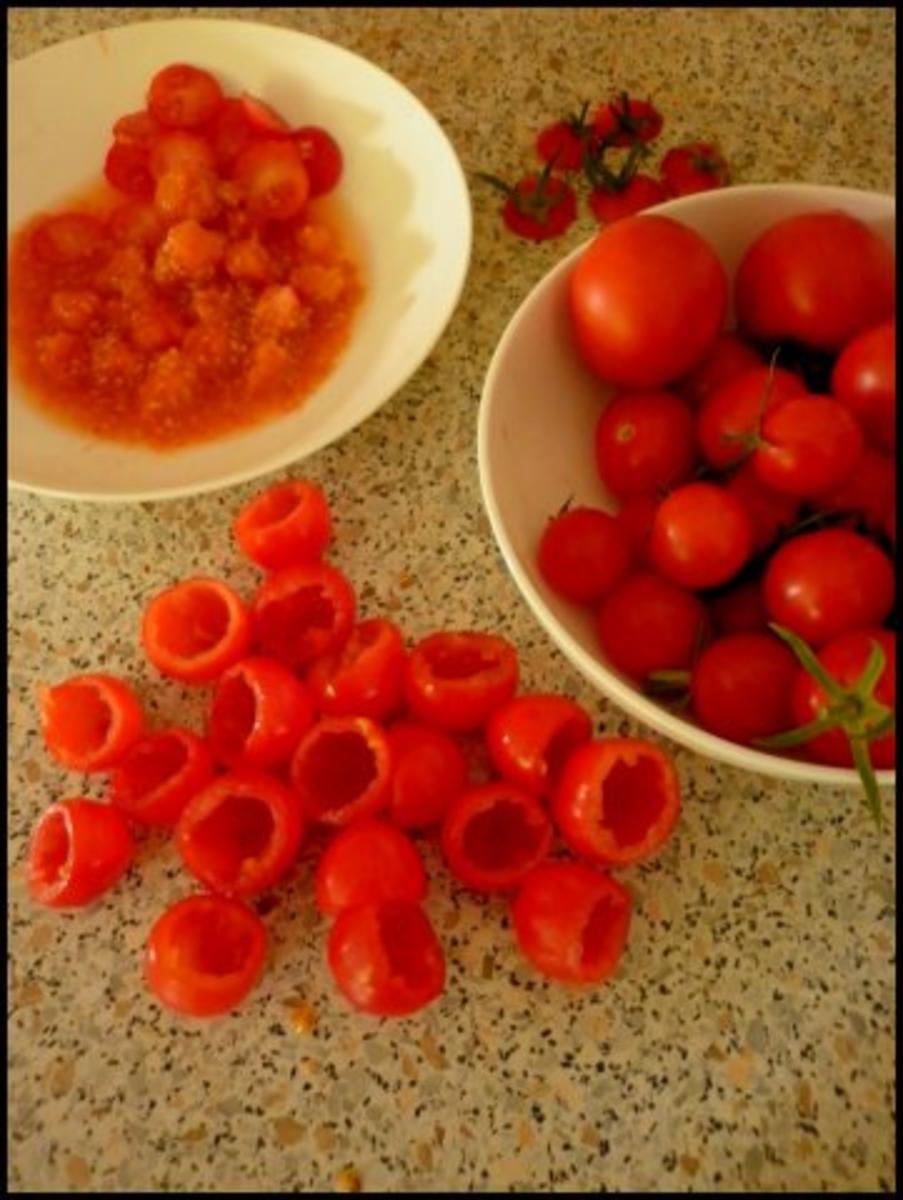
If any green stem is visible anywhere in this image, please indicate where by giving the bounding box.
[768,623,849,703]
[850,736,884,831]
[854,638,887,697]
[756,713,838,750]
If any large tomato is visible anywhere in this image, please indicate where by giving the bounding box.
[568,214,728,388]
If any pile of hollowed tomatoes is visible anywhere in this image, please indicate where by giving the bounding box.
[27,480,684,1020]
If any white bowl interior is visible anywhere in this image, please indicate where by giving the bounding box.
[479,184,896,786]
[8,18,471,501]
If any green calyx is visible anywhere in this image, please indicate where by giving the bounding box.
[475,155,562,220]
[583,136,648,193]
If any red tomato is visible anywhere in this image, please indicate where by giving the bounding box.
[596,571,709,682]
[103,141,154,198]
[588,175,668,224]
[569,215,727,389]
[108,200,166,249]
[112,109,163,149]
[149,131,217,179]
[754,395,864,497]
[233,479,332,570]
[234,140,310,221]
[142,576,252,685]
[763,529,895,646]
[207,656,315,770]
[678,330,762,408]
[39,673,145,772]
[650,483,753,590]
[441,782,552,893]
[31,213,106,265]
[27,798,134,908]
[511,861,632,985]
[485,693,593,798]
[327,899,445,1017]
[293,126,344,196]
[831,319,895,453]
[109,728,215,828]
[386,721,469,831]
[290,716,391,826]
[735,211,895,352]
[307,618,407,722]
[696,366,807,470]
[725,460,800,553]
[145,894,268,1018]
[690,633,798,743]
[176,770,305,898]
[207,97,257,170]
[615,494,659,565]
[240,93,292,136]
[404,631,518,732]
[147,64,224,129]
[814,448,896,532]
[537,506,634,603]
[485,171,577,242]
[252,562,355,671]
[709,580,769,636]
[535,108,592,171]
[660,141,729,196]
[553,737,680,867]
[594,390,697,499]
[314,819,427,918]
[592,95,663,146]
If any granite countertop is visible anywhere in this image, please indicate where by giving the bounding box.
[8,7,896,1194]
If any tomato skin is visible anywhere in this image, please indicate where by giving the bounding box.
[441,782,553,893]
[142,577,252,685]
[240,93,292,136]
[569,215,728,389]
[596,571,709,682]
[537,506,634,603]
[813,448,896,532]
[104,141,154,198]
[290,716,391,827]
[207,656,316,770]
[831,319,895,453]
[535,119,588,171]
[233,479,332,570]
[147,64,224,129]
[251,563,356,672]
[725,460,800,554]
[314,819,427,917]
[307,618,407,722]
[753,395,864,497]
[109,728,215,828]
[113,109,163,149]
[511,862,632,985]
[39,673,145,773]
[709,580,769,636]
[650,482,753,590]
[660,142,729,197]
[697,366,807,470]
[594,390,697,499]
[293,126,343,196]
[27,799,134,909]
[588,175,668,225]
[678,330,762,408]
[386,721,469,831]
[404,631,518,733]
[735,211,895,352]
[234,140,310,221]
[615,494,659,565]
[207,97,257,170]
[763,529,895,646]
[690,633,798,743]
[593,96,663,146]
[485,693,593,797]
[500,175,577,242]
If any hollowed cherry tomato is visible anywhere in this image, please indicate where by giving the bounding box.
[441,782,552,893]
[207,656,315,770]
[725,460,800,553]
[690,633,798,743]
[142,577,252,684]
[293,126,343,196]
[234,140,310,221]
[596,571,709,682]
[307,618,407,721]
[754,395,864,497]
[252,563,355,671]
[315,819,427,918]
[537,506,634,604]
[485,693,593,798]
[678,330,762,408]
[290,716,391,826]
[39,673,145,772]
[147,64,224,129]
[386,721,469,831]
[233,479,332,570]
[831,319,895,453]
[594,390,696,499]
[697,366,806,470]
[104,141,154,198]
[109,728,214,827]
[650,482,753,590]
[405,631,518,733]
[27,798,134,908]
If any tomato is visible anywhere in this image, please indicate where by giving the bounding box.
[735,211,895,352]
[386,721,469,831]
[485,693,593,798]
[483,170,578,242]
[149,131,217,179]
[814,448,896,532]
[537,506,634,603]
[763,529,895,646]
[588,175,668,224]
[511,862,632,985]
[207,656,315,770]
[103,141,154,198]
[614,494,659,565]
[594,390,697,499]
[553,737,680,867]
[109,728,215,828]
[678,330,762,408]
[27,799,134,909]
[535,105,593,171]
[709,580,769,636]
[441,782,552,893]
[290,716,391,826]
[240,93,292,136]
[596,571,709,682]
[404,631,518,732]
[252,563,355,671]
[207,97,257,170]
[696,366,807,470]
[147,63,224,129]
[724,459,800,553]
[650,482,753,590]
[307,618,407,722]
[108,200,166,249]
[660,141,729,196]
[142,576,252,684]
[689,633,798,743]
[31,213,106,265]
[234,140,310,221]
[112,109,163,149]
[831,319,895,453]
[39,673,145,772]
[293,126,343,196]
[315,819,427,918]
[753,395,864,497]
[233,479,332,570]
[327,899,445,1017]
[145,894,268,1018]
[569,215,727,389]
[592,95,663,146]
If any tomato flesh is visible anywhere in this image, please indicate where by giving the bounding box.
[441,782,552,893]
[405,631,519,732]
[148,63,224,129]
[39,672,145,772]
[207,656,315,770]
[142,576,252,684]
[28,798,134,909]
[307,618,407,721]
[252,563,356,671]
[290,716,391,826]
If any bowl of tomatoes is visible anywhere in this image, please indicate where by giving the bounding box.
[479,183,896,799]
[7,18,471,501]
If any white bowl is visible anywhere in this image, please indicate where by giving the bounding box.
[8,18,471,502]
[479,183,896,787]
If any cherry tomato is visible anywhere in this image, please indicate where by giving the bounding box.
[290,716,391,826]
[112,109,163,149]
[207,656,315,770]
[386,721,469,831]
[588,175,668,224]
[537,506,634,603]
[252,562,355,671]
[307,618,407,722]
[831,319,895,453]
[327,898,445,1017]
[511,861,632,985]
[27,798,134,908]
[109,728,215,827]
[488,171,577,242]
[690,633,798,743]
[660,141,729,196]
[753,395,864,497]
[147,64,224,129]
[31,213,106,265]
[142,576,252,685]
[569,215,727,389]
[293,126,343,196]
[650,482,753,590]
[103,141,154,198]
[149,131,217,179]
[485,693,593,798]
[709,580,769,636]
[535,106,593,171]
[615,494,659,565]
[207,97,257,170]
[234,140,310,221]
[725,459,800,553]
[763,529,895,646]
[592,95,663,146]
[441,782,552,893]
[596,571,709,682]
[315,819,427,918]
[553,737,680,867]
[678,330,762,408]
[145,894,268,1018]
[404,631,518,732]
[696,365,807,470]
[39,673,145,772]
[735,211,895,352]
[233,478,332,570]
[594,390,697,499]
[239,93,292,136]
[814,448,896,532]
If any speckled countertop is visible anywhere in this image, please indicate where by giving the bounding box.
[7,7,896,1194]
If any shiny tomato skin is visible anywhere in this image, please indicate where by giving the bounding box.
[753,395,864,498]
[386,721,469,831]
[615,494,659,565]
[109,728,215,828]
[404,632,518,733]
[293,126,343,196]
[725,460,800,554]
[307,618,407,722]
[290,716,391,827]
[596,571,709,682]
[650,482,753,590]
[537,506,634,603]
[678,330,762,408]
[233,479,332,570]
[39,673,145,772]
[142,577,252,685]
[831,319,895,453]
[690,633,798,743]
[485,693,593,798]
[696,365,807,470]
[207,656,316,770]
[148,64,223,129]
[27,799,134,908]
[594,390,697,499]
[252,563,356,672]
[314,819,427,918]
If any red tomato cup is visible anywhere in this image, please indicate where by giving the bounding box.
[511,861,632,985]
[232,479,332,570]
[485,693,593,798]
[307,618,407,722]
[39,672,145,772]
[326,898,445,1017]
[314,819,427,918]
[404,631,519,733]
[553,738,681,868]
[109,728,215,827]
[290,716,391,827]
[142,577,252,685]
[386,721,469,831]
[252,563,356,672]
[206,656,315,770]
[145,894,268,1018]
[175,771,305,898]
[441,782,553,894]
[27,798,134,908]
